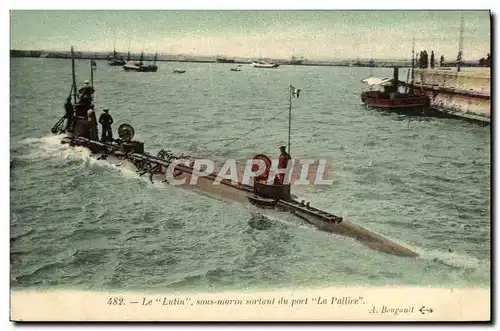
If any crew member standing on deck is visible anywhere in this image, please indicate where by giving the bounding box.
[99,108,114,142]
[78,80,95,106]
[87,105,98,140]
[275,145,291,185]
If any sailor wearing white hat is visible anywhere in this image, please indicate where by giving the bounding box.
[78,79,94,105]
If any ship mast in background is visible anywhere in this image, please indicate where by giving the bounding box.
[406,36,415,93]
[457,13,465,72]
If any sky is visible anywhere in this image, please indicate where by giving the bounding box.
[10,10,491,60]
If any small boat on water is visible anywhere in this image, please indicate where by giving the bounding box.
[172,70,186,74]
[109,57,126,66]
[123,52,158,72]
[108,51,126,66]
[50,47,419,259]
[230,67,241,72]
[290,56,304,65]
[108,42,126,66]
[252,60,279,68]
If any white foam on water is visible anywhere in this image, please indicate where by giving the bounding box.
[22,134,67,147]
[85,154,170,188]
[417,248,489,270]
[19,136,51,145]
[18,134,80,161]
[20,134,154,185]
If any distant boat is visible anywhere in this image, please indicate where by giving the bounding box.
[290,56,304,65]
[123,52,158,72]
[109,58,126,66]
[108,54,126,66]
[216,57,235,63]
[172,70,186,74]
[230,67,241,71]
[252,60,279,68]
[108,43,126,66]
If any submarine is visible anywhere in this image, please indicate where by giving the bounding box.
[52,47,419,258]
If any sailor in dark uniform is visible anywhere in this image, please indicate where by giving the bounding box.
[99,108,114,141]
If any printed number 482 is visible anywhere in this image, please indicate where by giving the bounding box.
[107,297,124,305]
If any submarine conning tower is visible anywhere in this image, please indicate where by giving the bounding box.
[250,153,292,202]
[68,102,145,155]
[72,103,91,138]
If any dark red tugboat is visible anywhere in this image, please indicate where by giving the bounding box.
[361,67,431,116]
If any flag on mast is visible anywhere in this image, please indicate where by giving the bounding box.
[291,85,301,98]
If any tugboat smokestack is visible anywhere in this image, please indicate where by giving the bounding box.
[393,67,399,83]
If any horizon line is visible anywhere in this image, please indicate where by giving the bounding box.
[11,48,488,62]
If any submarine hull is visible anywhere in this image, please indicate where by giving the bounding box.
[61,135,419,258]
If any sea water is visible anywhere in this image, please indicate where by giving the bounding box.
[10,58,490,292]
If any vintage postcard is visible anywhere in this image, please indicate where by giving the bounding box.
[9,9,491,322]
